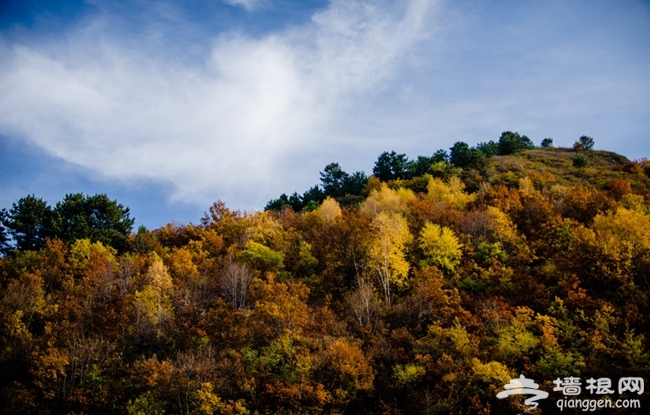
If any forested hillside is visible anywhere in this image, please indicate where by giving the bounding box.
[1,134,649,414]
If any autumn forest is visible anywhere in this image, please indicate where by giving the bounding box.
[1,133,649,414]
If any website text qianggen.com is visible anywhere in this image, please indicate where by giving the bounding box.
[556,397,640,411]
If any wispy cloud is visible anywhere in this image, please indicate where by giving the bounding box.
[2,0,649,216]
[222,0,266,12]
[0,0,436,209]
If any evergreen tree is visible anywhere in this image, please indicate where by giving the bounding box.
[265,194,291,211]
[407,155,435,177]
[53,193,134,250]
[373,151,409,181]
[301,186,326,207]
[342,171,368,195]
[320,162,350,197]
[541,137,554,148]
[579,135,595,150]
[3,195,54,251]
[497,131,535,155]
[449,141,473,168]
[450,142,488,169]
[432,149,449,163]
[475,140,499,157]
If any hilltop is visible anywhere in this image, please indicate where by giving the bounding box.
[489,147,649,190]
[265,135,650,214]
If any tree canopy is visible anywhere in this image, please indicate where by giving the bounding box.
[1,138,649,414]
[2,194,54,251]
[497,131,535,155]
[53,193,135,250]
[2,193,134,253]
[372,151,410,181]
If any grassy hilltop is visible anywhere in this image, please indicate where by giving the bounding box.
[491,147,649,189]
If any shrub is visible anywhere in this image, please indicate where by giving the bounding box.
[573,154,588,168]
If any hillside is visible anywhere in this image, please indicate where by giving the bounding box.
[490,148,649,190]
[1,142,649,414]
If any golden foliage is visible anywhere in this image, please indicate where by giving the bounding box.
[471,358,512,386]
[366,212,412,305]
[495,307,539,363]
[245,211,285,248]
[319,338,374,403]
[426,176,475,210]
[518,176,535,196]
[621,193,650,214]
[418,222,463,272]
[486,206,526,251]
[360,183,415,217]
[133,253,174,334]
[317,197,342,224]
[591,207,650,251]
[250,274,310,337]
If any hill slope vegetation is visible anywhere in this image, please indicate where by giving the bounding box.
[1,137,650,414]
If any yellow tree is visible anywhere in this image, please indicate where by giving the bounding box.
[1,270,48,333]
[484,206,532,262]
[244,211,285,251]
[67,239,119,306]
[366,212,412,306]
[133,253,174,339]
[486,206,522,247]
[360,183,414,217]
[316,196,342,225]
[426,176,475,210]
[588,207,650,291]
[418,222,463,273]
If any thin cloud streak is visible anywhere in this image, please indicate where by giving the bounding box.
[222,0,265,12]
[0,0,437,209]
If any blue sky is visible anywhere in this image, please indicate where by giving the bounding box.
[1,0,649,230]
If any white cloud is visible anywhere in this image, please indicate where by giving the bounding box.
[0,0,436,209]
[222,0,265,12]
[4,0,649,215]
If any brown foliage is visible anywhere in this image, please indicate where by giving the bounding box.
[559,185,616,224]
[607,178,631,201]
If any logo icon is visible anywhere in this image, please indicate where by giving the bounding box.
[497,375,549,410]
